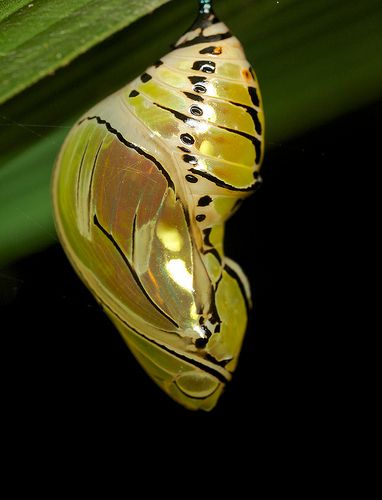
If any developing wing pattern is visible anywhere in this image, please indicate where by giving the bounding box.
[52,0,264,411]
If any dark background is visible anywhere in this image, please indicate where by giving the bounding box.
[1,99,371,449]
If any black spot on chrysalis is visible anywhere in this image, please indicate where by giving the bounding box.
[193,84,207,94]
[140,73,152,83]
[183,154,198,165]
[180,133,195,145]
[198,195,212,207]
[190,105,203,116]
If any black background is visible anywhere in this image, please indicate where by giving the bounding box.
[1,99,373,452]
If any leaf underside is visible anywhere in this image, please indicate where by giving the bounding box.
[0,0,382,265]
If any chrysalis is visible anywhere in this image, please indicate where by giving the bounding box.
[52,0,264,411]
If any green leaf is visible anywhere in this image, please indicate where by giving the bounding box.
[1,0,382,266]
[0,0,170,105]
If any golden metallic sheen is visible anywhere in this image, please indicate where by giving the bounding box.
[52,1,264,411]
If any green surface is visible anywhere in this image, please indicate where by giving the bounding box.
[1,0,382,265]
[0,0,170,104]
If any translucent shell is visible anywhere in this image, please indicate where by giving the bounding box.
[52,5,264,411]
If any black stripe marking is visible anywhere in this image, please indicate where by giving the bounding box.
[52,241,230,383]
[174,32,232,50]
[204,247,222,264]
[205,354,232,368]
[229,100,262,135]
[189,168,260,192]
[178,146,191,153]
[153,103,261,163]
[214,272,223,292]
[203,227,213,246]
[80,116,175,190]
[196,214,206,222]
[153,103,192,125]
[183,91,204,102]
[99,298,230,384]
[188,75,207,85]
[129,90,139,98]
[253,137,262,164]
[93,214,179,328]
[232,198,244,212]
[207,284,222,329]
[76,140,89,208]
[248,86,260,107]
[216,123,262,164]
[87,140,103,228]
[217,124,262,161]
[131,212,137,263]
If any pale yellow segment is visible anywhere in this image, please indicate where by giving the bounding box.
[199,160,254,188]
[195,128,255,168]
[136,79,186,110]
[123,92,180,139]
[125,87,256,169]
[209,224,224,253]
[164,57,247,82]
[55,121,107,246]
[156,66,190,89]
[206,270,247,368]
[199,139,215,156]
[77,131,112,238]
[114,315,224,411]
[216,62,242,80]
[204,251,222,283]
[135,79,257,137]
[155,65,257,108]
[205,99,256,136]
[207,79,257,106]
[214,197,239,219]
[174,59,196,71]
[167,60,244,81]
